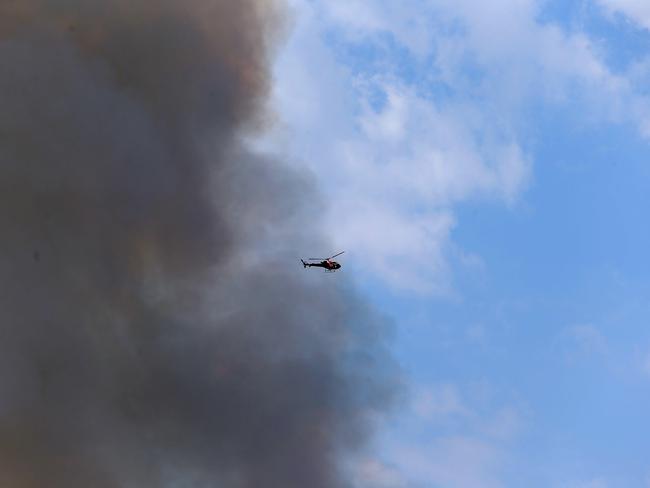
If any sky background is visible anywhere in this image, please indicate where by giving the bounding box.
[261,1,650,486]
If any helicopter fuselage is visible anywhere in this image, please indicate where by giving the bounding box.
[302,259,341,271]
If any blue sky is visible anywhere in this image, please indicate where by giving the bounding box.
[262,1,650,486]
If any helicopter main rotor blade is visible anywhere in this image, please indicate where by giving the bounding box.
[307,251,344,260]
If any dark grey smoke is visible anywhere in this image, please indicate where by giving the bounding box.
[0,1,395,487]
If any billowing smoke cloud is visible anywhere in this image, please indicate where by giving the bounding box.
[0,1,395,486]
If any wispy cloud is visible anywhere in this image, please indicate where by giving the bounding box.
[413,384,473,420]
[561,477,609,488]
[352,458,407,488]
[356,382,527,488]
[596,0,650,30]
[564,324,609,358]
[390,435,507,488]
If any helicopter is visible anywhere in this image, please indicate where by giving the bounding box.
[301,251,344,272]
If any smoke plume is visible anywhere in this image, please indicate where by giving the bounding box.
[0,1,394,487]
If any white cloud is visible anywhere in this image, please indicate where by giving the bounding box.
[317,0,436,60]
[351,82,530,206]
[391,436,507,488]
[263,0,650,292]
[413,384,472,420]
[597,0,650,30]
[352,459,407,488]
[412,383,526,440]
[425,0,645,125]
[360,382,527,488]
